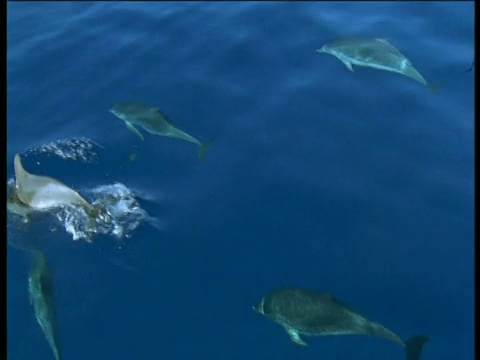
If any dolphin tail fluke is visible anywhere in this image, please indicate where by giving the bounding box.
[404,335,428,360]
[198,139,214,162]
[342,60,354,72]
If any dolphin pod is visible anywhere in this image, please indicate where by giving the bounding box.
[8,29,446,360]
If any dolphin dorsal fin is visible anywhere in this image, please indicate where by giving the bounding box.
[14,154,29,182]
[375,38,390,44]
[13,154,31,202]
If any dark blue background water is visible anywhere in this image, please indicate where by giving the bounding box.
[7,2,474,359]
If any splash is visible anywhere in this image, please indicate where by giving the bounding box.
[55,183,156,241]
[24,137,103,163]
[7,180,158,242]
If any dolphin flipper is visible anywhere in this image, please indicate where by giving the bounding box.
[126,122,144,141]
[342,59,354,72]
[315,48,354,72]
[285,327,308,346]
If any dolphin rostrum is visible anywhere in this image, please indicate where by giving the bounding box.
[253,286,428,360]
[28,248,62,360]
[317,37,438,91]
[12,154,95,217]
[109,101,212,161]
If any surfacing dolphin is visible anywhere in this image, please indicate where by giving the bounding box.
[253,286,428,360]
[317,37,438,91]
[109,101,212,161]
[12,154,96,217]
[28,248,62,360]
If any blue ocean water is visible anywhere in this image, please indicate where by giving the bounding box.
[6,2,474,360]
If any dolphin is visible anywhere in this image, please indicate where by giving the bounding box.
[12,154,95,217]
[109,101,212,161]
[316,37,438,91]
[28,249,62,360]
[253,286,428,360]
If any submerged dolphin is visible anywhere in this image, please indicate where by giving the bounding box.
[317,37,437,91]
[12,154,95,216]
[109,101,212,161]
[253,286,428,360]
[28,249,62,360]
